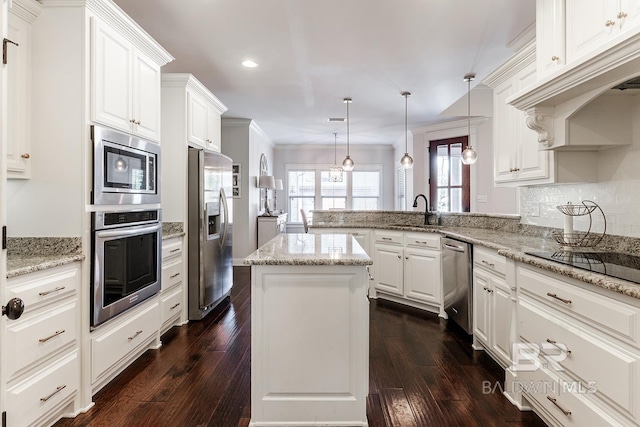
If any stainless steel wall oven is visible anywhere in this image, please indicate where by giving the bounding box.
[91,209,162,328]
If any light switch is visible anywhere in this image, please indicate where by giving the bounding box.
[477,195,488,203]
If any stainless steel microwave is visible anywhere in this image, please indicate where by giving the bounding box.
[92,125,161,205]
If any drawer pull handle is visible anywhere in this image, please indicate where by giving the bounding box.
[481,260,495,268]
[128,330,143,341]
[381,237,392,241]
[546,292,572,305]
[546,338,571,354]
[39,286,66,296]
[39,329,66,343]
[397,255,402,259]
[170,273,181,279]
[170,302,181,309]
[546,396,571,416]
[40,385,66,402]
[483,286,493,293]
[170,248,181,253]
[366,266,374,281]
[414,240,427,244]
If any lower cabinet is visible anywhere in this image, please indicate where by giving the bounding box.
[373,230,441,313]
[472,246,513,367]
[4,262,81,427]
[160,236,185,333]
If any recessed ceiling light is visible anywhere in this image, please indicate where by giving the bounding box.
[242,60,258,68]
[327,118,345,122]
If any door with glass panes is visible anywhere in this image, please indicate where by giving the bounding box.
[429,137,470,212]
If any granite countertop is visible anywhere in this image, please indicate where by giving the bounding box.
[310,223,640,300]
[244,233,373,266]
[7,237,84,279]
[162,222,185,240]
[8,254,86,278]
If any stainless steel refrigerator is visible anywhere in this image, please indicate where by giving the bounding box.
[188,148,233,320]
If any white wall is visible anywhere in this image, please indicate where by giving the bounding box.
[222,118,274,262]
[273,143,396,211]
[520,95,640,238]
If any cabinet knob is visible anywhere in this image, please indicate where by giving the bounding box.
[135,120,141,125]
[397,255,401,259]
[2,298,24,320]
[405,256,409,260]
[617,11,628,19]
[605,19,616,27]
[551,55,559,61]
[21,153,30,159]
[129,118,136,123]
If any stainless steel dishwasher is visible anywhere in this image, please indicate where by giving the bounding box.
[441,237,473,334]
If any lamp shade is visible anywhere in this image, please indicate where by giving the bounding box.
[258,175,275,189]
[274,178,283,190]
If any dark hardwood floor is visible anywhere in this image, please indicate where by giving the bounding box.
[55,267,546,427]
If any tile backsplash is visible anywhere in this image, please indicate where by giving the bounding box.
[520,180,640,238]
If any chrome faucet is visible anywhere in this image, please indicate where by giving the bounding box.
[412,194,430,225]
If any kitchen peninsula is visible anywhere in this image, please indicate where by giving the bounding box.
[244,233,372,427]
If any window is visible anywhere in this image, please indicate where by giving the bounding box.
[286,165,383,221]
[288,170,315,222]
[396,167,406,210]
[352,171,380,210]
[321,171,347,209]
[429,137,470,212]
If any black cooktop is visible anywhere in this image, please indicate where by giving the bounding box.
[525,251,640,285]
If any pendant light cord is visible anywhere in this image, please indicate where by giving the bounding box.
[467,76,471,144]
[334,133,337,163]
[405,93,408,152]
[346,100,350,156]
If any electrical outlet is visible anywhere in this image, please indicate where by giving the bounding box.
[477,195,488,203]
[525,203,540,217]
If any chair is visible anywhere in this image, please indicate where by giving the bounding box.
[300,209,309,233]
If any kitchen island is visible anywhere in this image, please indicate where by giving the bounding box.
[244,233,372,427]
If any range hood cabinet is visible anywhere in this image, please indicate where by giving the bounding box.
[507,34,640,151]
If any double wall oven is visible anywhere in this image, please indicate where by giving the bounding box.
[90,125,162,329]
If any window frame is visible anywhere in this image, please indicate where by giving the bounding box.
[429,137,471,212]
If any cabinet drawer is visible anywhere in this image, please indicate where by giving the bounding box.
[162,257,183,290]
[518,366,621,427]
[6,263,79,313]
[161,286,183,325]
[91,301,159,382]
[374,230,403,245]
[404,232,440,249]
[519,297,639,419]
[6,299,77,380]
[162,238,183,260]
[474,246,506,276]
[6,351,79,427]
[518,266,640,346]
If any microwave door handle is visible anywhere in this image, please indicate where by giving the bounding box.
[96,224,161,238]
[220,188,229,249]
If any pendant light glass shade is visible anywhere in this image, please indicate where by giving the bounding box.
[342,98,355,171]
[400,91,413,169]
[461,73,478,165]
[329,133,344,182]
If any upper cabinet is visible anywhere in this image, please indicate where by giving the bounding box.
[91,19,162,142]
[6,0,41,179]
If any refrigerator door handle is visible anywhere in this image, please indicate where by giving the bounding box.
[220,188,229,249]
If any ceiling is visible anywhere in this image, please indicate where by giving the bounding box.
[114,0,536,146]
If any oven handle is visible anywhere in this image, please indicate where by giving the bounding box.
[95,223,161,239]
[220,188,229,249]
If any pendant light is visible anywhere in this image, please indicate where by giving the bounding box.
[400,91,414,169]
[329,133,344,182]
[342,98,355,171]
[461,73,478,165]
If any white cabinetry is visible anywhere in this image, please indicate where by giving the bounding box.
[373,230,441,313]
[187,90,224,152]
[4,263,81,427]
[472,246,513,367]
[535,0,565,77]
[6,0,41,178]
[485,42,554,186]
[257,213,288,247]
[160,236,185,334]
[91,18,162,141]
[515,264,640,426]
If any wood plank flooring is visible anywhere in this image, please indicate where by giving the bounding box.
[55,267,546,427]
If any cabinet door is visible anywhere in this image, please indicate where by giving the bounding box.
[491,277,512,365]
[91,18,133,133]
[404,248,440,305]
[373,244,403,296]
[493,79,518,183]
[566,0,615,63]
[132,50,161,141]
[7,9,32,178]
[620,0,640,33]
[536,0,565,77]
[206,105,221,152]
[187,92,208,147]
[472,268,491,345]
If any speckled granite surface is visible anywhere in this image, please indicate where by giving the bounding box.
[244,233,372,266]
[7,237,84,278]
[309,212,640,300]
[162,222,185,240]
